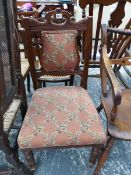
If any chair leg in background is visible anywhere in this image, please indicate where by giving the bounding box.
[20,76,28,121]
[38,81,43,88]
[89,146,101,166]
[27,73,31,92]
[23,150,36,171]
[69,75,74,86]
[93,136,115,175]
[0,133,32,175]
[65,80,68,86]
[43,81,46,87]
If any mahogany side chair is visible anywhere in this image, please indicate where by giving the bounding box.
[17,9,106,175]
[93,24,131,174]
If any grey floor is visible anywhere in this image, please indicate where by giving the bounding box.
[1,68,131,175]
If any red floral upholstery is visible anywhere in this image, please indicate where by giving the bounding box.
[41,30,79,71]
[18,86,106,149]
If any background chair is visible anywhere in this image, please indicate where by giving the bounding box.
[17,11,106,175]
[79,0,131,71]
[93,24,131,174]
[0,0,31,174]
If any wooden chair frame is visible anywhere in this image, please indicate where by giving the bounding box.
[0,0,33,174]
[93,24,131,174]
[17,8,107,175]
[20,8,93,90]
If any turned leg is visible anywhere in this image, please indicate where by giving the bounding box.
[89,146,101,166]
[93,136,115,175]
[23,150,36,171]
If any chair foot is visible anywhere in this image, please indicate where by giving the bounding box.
[23,150,36,171]
[89,146,101,166]
[93,136,115,175]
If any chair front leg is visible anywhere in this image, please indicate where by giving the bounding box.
[93,136,115,175]
[89,146,102,166]
[23,150,36,171]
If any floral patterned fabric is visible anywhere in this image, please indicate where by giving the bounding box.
[18,86,106,149]
[41,30,79,71]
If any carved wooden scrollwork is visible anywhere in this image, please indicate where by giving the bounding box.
[26,8,90,30]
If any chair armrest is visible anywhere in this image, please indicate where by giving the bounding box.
[102,45,122,106]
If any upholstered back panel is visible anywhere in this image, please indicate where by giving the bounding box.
[41,30,79,72]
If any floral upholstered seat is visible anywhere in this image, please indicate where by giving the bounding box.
[18,86,106,149]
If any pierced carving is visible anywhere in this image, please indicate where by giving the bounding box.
[23,8,90,30]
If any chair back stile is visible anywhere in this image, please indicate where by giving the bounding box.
[21,8,92,90]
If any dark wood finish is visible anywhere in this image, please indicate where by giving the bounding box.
[79,0,131,67]
[94,23,131,174]
[20,8,92,89]
[89,146,101,166]
[23,150,36,171]
[94,136,115,175]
